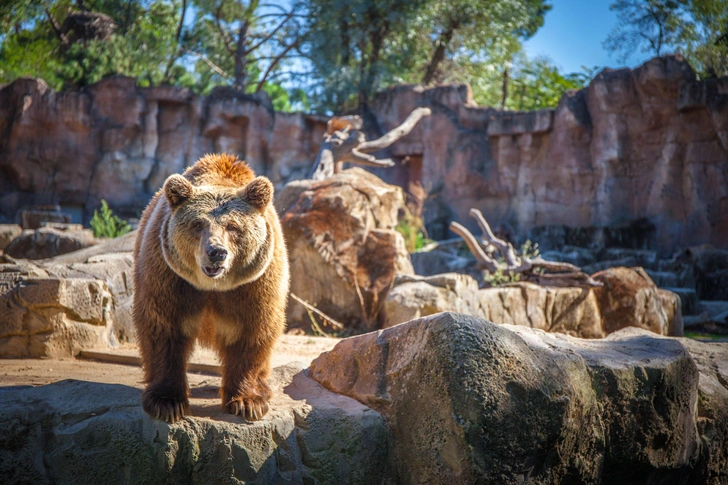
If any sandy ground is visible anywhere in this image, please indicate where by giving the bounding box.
[0,334,339,389]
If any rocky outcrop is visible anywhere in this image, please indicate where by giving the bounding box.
[276,168,413,332]
[367,56,728,253]
[0,363,390,484]
[310,312,728,484]
[2,56,725,254]
[0,232,136,357]
[384,271,682,337]
[0,77,320,222]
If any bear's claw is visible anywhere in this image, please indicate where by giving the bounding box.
[226,395,269,421]
[143,392,189,423]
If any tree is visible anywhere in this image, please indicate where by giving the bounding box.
[418,0,550,85]
[0,0,182,89]
[603,0,728,78]
[679,0,728,77]
[300,0,550,112]
[182,0,305,94]
[603,0,684,62]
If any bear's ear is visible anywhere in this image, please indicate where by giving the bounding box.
[164,174,194,208]
[241,176,274,210]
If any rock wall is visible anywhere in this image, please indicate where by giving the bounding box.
[1,55,726,253]
[0,77,326,222]
[367,55,728,254]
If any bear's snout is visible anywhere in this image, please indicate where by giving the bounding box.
[206,245,228,263]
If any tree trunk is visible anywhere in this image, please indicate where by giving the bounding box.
[234,20,250,88]
[422,26,455,85]
[501,68,509,109]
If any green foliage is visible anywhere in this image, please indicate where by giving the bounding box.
[483,268,521,287]
[90,200,132,238]
[301,0,551,112]
[469,55,595,110]
[604,0,728,78]
[0,0,181,89]
[396,213,432,253]
[520,239,540,259]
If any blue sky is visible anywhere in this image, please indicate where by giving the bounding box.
[524,0,654,74]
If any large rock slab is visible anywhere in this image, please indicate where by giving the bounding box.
[310,312,727,484]
[0,275,116,358]
[0,363,389,485]
[385,273,606,338]
[0,232,137,356]
[277,168,413,332]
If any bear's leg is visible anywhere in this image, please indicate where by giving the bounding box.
[140,325,194,423]
[218,338,275,421]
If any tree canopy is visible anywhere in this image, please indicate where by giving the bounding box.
[2,0,722,114]
[604,0,728,78]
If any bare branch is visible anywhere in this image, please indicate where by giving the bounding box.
[358,107,432,153]
[469,209,522,269]
[290,292,344,329]
[214,6,236,57]
[308,108,429,180]
[245,10,295,55]
[449,222,499,272]
[255,40,298,91]
[452,210,603,288]
[182,47,230,78]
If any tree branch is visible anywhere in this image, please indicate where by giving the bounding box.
[255,39,298,91]
[358,107,432,152]
[183,47,230,78]
[245,10,295,54]
[163,0,187,81]
[450,211,603,288]
[45,8,69,48]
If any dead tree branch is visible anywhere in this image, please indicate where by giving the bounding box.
[309,107,431,180]
[450,209,602,288]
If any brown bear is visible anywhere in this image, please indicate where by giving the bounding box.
[133,153,289,423]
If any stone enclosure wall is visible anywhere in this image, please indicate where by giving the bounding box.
[1,55,726,253]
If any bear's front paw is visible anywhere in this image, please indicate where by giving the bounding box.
[142,389,189,423]
[225,394,270,421]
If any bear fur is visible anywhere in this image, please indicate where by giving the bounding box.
[133,154,289,423]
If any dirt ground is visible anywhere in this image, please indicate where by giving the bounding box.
[0,334,340,389]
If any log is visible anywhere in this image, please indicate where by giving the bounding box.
[450,210,602,289]
[308,107,431,180]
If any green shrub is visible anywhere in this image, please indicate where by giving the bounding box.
[90,200,132,238]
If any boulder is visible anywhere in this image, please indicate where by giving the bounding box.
[310,312,727,484]
[0,363,390,484]
[592,267,683,336]
[384,273,482,326]
[477,282,605,338]
[385,274,604,338]
[276,168,413,332]
[4,227,96,260]
[0,224,22,250]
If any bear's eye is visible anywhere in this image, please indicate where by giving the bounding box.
[226,223,241,234]
[192,220,205,231]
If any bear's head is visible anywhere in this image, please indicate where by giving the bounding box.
[160,174,275,291]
